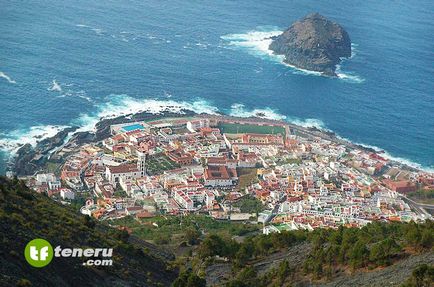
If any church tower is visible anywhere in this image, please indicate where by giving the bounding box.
[137,152,146,177]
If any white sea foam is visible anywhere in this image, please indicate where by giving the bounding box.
[335,44,365,83]
[0,125,70,153]
[228,103,287,120]
[163,90,173,98]
[48,79,62,92]
[0,71,16,84]
[73,95,220,133]
[50,80,93,103]
[221,28,363,81]
[287,118,327,130]
[228,103,327,130]
[335,65,365,84]
[1,91,429,172]
[74,90,93,103]
[221,29,283,60]
[380,151,434,173]
[91,28,104,35]
[350,43,358,59]
[221,29,324,77]
[75,24,104,35]
[195,42,210,49]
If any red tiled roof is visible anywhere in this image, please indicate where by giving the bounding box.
[205,165,230,180]
[107,164,138,174]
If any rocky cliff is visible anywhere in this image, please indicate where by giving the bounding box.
[269,13,351,76]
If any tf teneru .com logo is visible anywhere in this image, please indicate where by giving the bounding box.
[24,238,113,268]
[24,239,54,267]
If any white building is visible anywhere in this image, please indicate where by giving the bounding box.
[173,190,194,210]
[186,119,210,132]
[205,191,215,207]
[60,188,75,200]
[36,173,61,190]
[204,165,236,187]
[106,164,139,185]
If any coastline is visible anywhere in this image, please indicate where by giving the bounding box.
[9,110,196,176]
[7,109,431,177]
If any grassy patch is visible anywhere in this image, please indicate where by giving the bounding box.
[146,153,180,175]
[233,195,265,213]
[237,168,258,191]
[110,214,259,245]
[42,161,61,174]
[218,123,286,137]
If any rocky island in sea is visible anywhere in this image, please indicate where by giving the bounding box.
[269,13,351,76]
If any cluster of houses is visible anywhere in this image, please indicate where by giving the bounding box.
[26,172,74,200]
[256,135,432,233]
[23,116,433,230]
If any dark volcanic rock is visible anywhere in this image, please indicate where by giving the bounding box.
[12,126,77,176]
[68,131,96,146]
[269,13,351,76]
[11,110,199,176]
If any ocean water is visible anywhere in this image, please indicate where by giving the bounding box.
[0,0,433,173]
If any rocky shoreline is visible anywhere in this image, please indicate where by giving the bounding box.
[11,126,78,176]
[10,110,196,176]
[10,110,423,176]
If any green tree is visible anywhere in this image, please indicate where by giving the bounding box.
[234,241,254,267]
[227,266,258,287]
[172,269,206,287]
[402,264,434,287]
[197,234,228,258]
[185,227,201,245]
[349,240,369,269]
[369,238,401,266]
[277,260,293,282]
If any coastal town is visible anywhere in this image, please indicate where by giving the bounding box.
[20,115,434,234]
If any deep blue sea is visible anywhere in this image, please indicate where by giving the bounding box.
[0,0,433,174]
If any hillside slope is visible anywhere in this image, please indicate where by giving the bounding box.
[0,177,177,287]
[183,220,433,286]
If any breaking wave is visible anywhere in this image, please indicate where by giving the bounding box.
[48,80,93,103]
[335,65,365,84]
[73,95,220,133]
[48,79,62,92]
[336,44,365,83]
[228,103,287,120]
[228,103,326,129]
[0,71,16,84]
[76,24,105,35]
[220,28,284,62]
[0,125,70,153]
[287,118,327,130]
